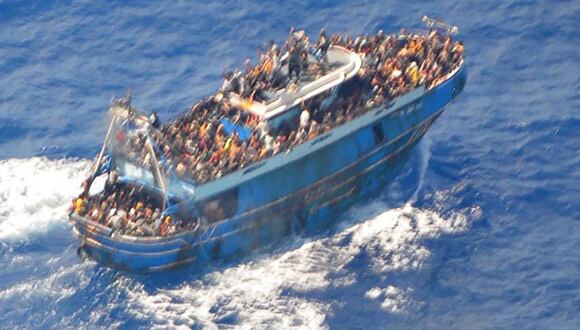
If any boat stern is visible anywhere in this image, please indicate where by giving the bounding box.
[70,214,200,273]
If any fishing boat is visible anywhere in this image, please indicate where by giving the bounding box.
[70,17,467,272]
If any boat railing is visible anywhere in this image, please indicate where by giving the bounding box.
[389,16,458,41]
[421,16,459,35]
[428,58,464,90]
[71,213,113,237]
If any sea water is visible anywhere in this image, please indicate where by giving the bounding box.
[0,0,578,328]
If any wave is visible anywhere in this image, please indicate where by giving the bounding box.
[124,200,481,328]
[410,135,432,203]
[0,157,91,242]
[0,156,481,329]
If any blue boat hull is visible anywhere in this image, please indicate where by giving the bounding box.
[72,63,466,273]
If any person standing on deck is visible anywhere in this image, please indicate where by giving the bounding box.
[288,44,302,82]
[317,29,331,61]
[300,108,310,129]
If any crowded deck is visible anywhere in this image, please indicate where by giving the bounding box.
[70,26,465,238]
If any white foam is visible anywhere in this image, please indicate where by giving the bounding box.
[0,156,481,328]
[0,157,91,242]
[365,285,415,314]
[126,199,481,329]
[0,261,92,303]
[410,136,432,203]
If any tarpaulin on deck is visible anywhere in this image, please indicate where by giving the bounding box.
[220,118,251,141]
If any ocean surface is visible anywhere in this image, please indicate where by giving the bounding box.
[0,0,579,328]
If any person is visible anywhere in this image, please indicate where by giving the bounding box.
[288,45,302,82]
[80,177,93,197]
[300,108,310,129]
[268,43,281,79]
[108,212,123,232]
[71,196,85,215]
[220,71,234,95]
[104,170,119,193]
[158,216,172,236]
[376,29,385,43]
[229,139,241,160]
[149,112,160,129]
[317,29,331,61]
[176,162,187,176]
[273,136,282,155]
[308,121,319,139]
[322,112,332,132]
[406,62,419,86]
[452,41,464,62]
[255,120,269,139]
[263,131,274,152]
[89,206,101,222]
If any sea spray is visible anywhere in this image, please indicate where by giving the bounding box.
[0,157,91,242]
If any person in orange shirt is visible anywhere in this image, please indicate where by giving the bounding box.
[209,149,222,165]
[199,122,212,139]
[215,126,226,149]
[198,122,207,138]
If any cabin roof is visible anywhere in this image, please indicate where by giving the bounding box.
[227,46,362,120]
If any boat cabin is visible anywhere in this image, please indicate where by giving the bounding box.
[228,45,361,130]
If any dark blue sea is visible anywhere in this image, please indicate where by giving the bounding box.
[1,0,579,328]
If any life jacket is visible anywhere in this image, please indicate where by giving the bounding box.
[222,136,231,151]
[407,66,419,85]
[74,198,85,214]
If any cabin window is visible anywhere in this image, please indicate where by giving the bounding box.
[201,187,239,221]
[372,123,385,144]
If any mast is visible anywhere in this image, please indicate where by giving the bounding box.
[143,126,169,210]
[89,114,117,180]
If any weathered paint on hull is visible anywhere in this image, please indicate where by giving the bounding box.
[72,63,466,273]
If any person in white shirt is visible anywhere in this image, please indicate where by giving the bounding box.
[300,108,310,129]
[256,120,268,139]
